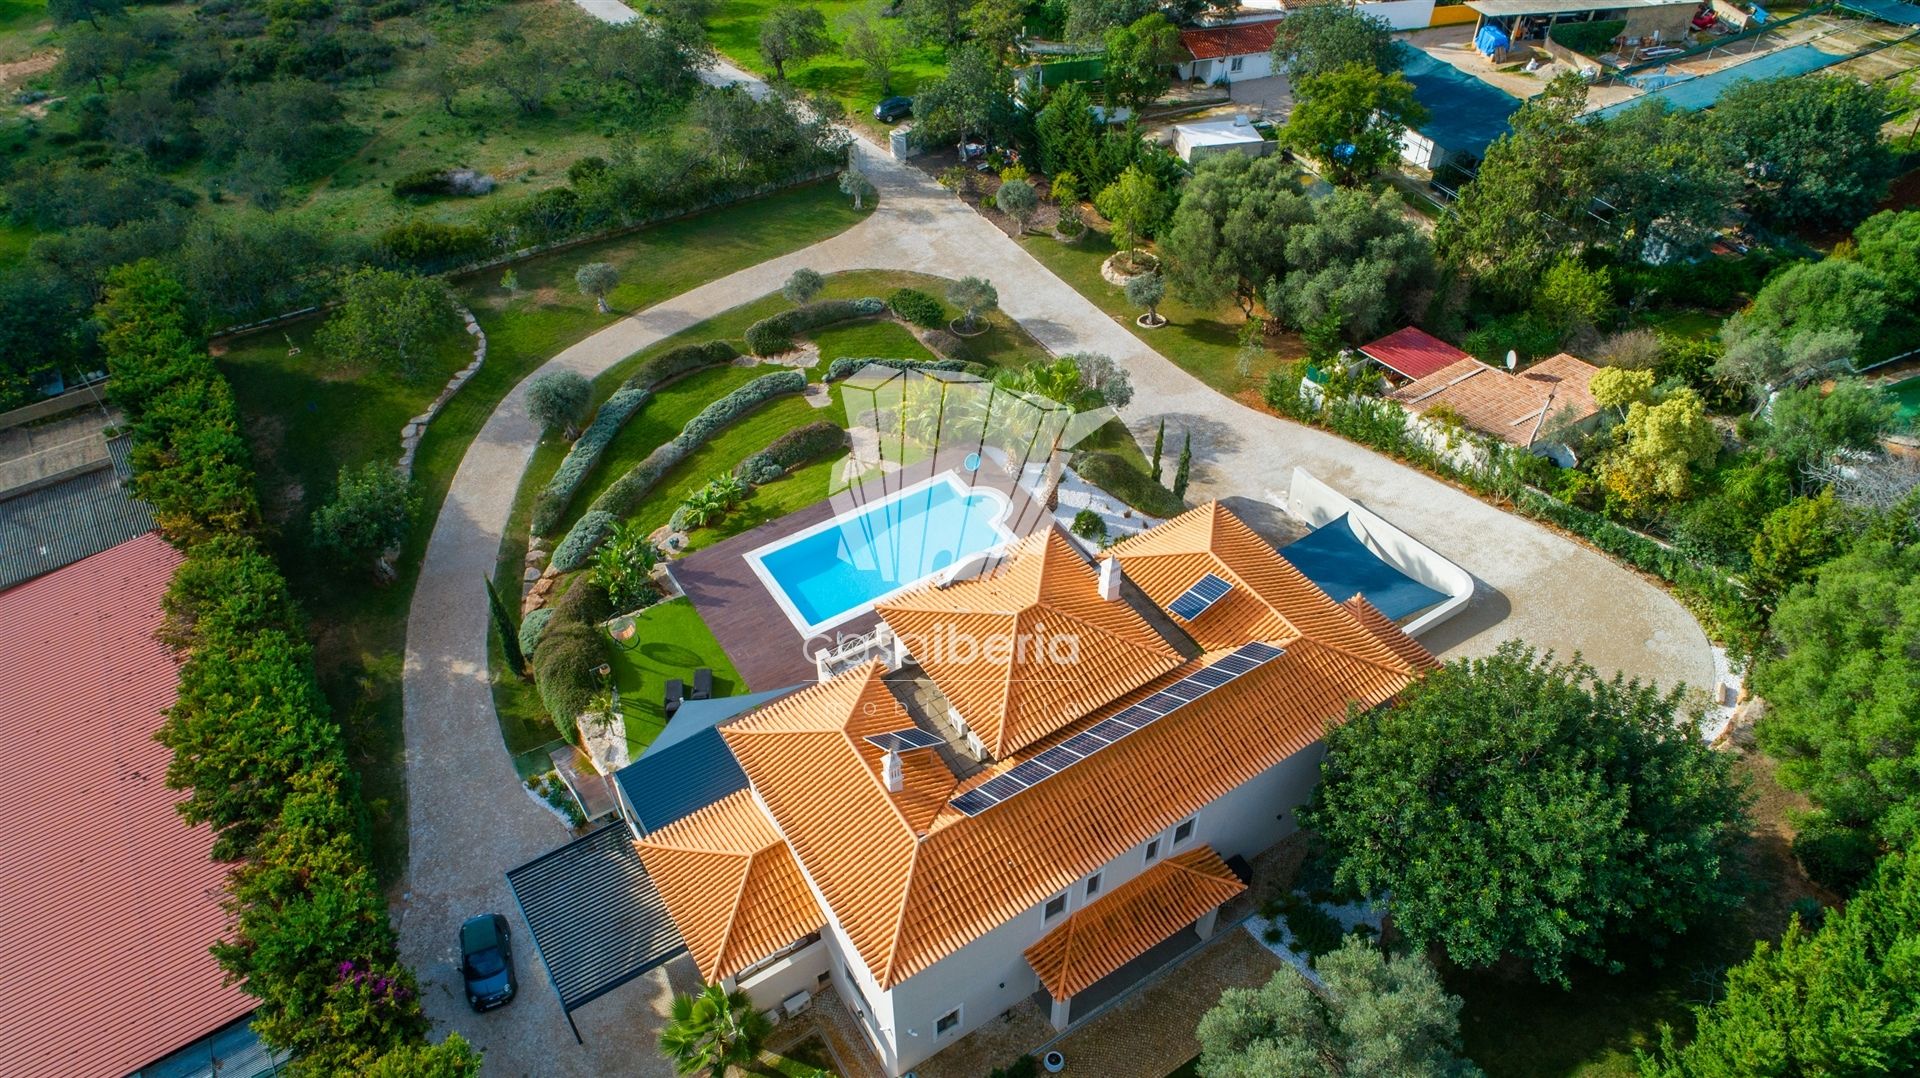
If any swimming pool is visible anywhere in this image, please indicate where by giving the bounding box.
[745,471,1016,635]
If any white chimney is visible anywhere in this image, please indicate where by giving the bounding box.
[883,750,904,793]
[1099,556,1123,601]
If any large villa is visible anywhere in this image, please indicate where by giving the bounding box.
[623,491,1438,1075]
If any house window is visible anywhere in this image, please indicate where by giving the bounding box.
[1144,838,1161,864]
[1174,817,1196,846]
[1229,56,1245,73]
[1044,892,1068,921]
[937,1007,962,1036]
[1086,872,1103,898]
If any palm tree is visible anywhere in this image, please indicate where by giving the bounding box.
[659,983,771,1076]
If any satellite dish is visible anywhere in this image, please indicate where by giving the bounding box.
[1505,350,1518,371]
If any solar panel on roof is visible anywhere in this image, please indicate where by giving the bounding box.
[864,728,945,752]
[945,640,1287,817]
[1167,573,1234,621]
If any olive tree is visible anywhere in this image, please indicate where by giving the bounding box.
[526,370,592,440]
[575,262,619,313]
[947,276,998,332]
[996,177,1038,233]
[1125,271,1165,327]
[782,267,825,305]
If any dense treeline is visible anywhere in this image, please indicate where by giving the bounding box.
[1,0,848,409]
[100,261,479,1075]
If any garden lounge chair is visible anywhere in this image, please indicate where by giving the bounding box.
[692,667,713,701]
[664,678,684,718]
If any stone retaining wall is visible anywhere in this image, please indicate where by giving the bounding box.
[397,307,487,477]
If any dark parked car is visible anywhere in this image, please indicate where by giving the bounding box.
[874,96,913,123]
[460,913,518,1012]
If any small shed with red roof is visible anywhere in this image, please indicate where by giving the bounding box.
[0,532,263,1077]
[1358,326,1474,384]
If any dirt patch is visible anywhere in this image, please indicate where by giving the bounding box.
[0,51,57,90]
[1880,166,1920,214]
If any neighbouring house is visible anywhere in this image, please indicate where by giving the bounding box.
[0,398,155,591]
[1172,116,1275,162]
[1467,0,1704,58]
[1175,19,1282,85]
[1357,325,1475,386]
[633,508,1433,1076]
[1386,352,1604,464]
[0,532,281,1078]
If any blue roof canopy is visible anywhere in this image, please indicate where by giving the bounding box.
[1278,514,1446,622]
[614,686,802,835]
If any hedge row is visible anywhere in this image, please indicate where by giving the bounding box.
[553,370,809,569]
[744,297,885,355]
[99,262,478,1075]
[530,577,617,740]
[517,605,555,657]
[736,421,850,484]
[530,340,741,536]
[823,356,985,382]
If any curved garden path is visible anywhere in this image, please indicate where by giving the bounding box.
[397,95,1717,1074]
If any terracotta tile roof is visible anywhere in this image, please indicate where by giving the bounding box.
[1358,326,1473,382]
[878,528,1184,757]
[0,532,255,1078]
[1024,846,1245,999]
[1386,353,1602,447]
[636,789,825,983]
[1180,18,1281,60]
[1342,595,1442,674]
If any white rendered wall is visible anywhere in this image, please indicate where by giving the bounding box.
[1285,466,1474,637]
[738,935,831,1014]
[1356,0,1437,29]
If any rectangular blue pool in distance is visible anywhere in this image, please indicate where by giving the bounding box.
[745,471,1015,635]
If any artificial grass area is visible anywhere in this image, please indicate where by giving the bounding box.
[1018,224,1301,397]
[705,0,949,128]
[603,598,744,750]
[217,180,870,879]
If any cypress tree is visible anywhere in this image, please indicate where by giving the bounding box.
[1151,417,1165,480]
[486,575,528,678]
[1173,431,1192,500]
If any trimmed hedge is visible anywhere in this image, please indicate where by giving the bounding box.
[532,622,604,739]
[530,340,741,535]
[888,287,946,328]
[517,605,555,657]
[1073,451,1186,518]
[553,371,808,568]
[823,355,984,382]
[736,421,850,484]
[743,297,885,355]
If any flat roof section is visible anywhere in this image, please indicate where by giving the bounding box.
[1467,0,1698,15]
[0,532,256,1078]
[506,824,684,1013]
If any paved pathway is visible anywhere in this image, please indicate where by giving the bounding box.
[398,69,1716,1076]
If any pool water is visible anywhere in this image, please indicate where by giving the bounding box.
[1885,376,1920,427]
[747,472,1014,634]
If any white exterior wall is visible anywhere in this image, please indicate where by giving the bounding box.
[1400,126,1441,170]
[1176,50,1274,85]
[872,740,1327,1075]
[1356,0,1437,30]
[737,935,831,1014]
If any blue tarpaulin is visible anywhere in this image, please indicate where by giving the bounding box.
[1475,24,1511,57]
[1279,514,1447,621]
[1591,42,1856,119]
[1395,43,1523,161]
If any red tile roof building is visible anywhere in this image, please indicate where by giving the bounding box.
[1358,326,1474,382]
[1179,18,1281,60]
[0,532,254,1078]
[1386,353,1603,449]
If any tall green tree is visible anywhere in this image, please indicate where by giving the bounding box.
[1755,540,1920,865]
[487,575,529,678]
[1309,642,1748,985]
[1284,63,1427,186]
[1436,73,1601,306]
[314,268,456,381]
[838,2,901,93]
[1265,186,1434,342]
[1639,844,1920,1077]
[1196,939,1483,1078]
[1150,416,1165,478]
[1159,153,1313,315]
[1713,75,1895,230]
[1094,164,1169,258]
[902,0,970,47]
[659,984,772,1076]
[1269,3,1396,81]
[758,3,829,80]
[1102,13,1181,113]
[914,46,1003,153]
[1035,81,1104,182]
[1173,430,1191,499]
[310,462,418,578]
[1596,100,1738,261]
[1853,210,1920,307]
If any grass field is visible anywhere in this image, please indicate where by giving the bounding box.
[218,181,870,878]
[1018,224,1302,398]
[706,0,949,126]
[603,598,745,749]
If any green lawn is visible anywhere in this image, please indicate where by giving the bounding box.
[706,0,949,127]
[604,598,744,749]
[1018,225,1299,398]
[218,181,870,879]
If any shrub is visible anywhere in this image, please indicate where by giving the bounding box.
[552,573,615,625]
[1278,893,1346,959]
[1073,451,1185,518]
[1070,508,1106,541]
[526,370,592,438]
[377,219,491,271]
[309,462,416,574]
[1549,19,1625,57]
[392,168,452,198]
[532,622,604,738]
[517,605,555,657]
[888,287,946,329]
[531,341,740,535]
[735,421,848,484]
[1791,822,1879,894]
[823,356,981,381]
[551,510,618,573]
[558,371,807,563]
[742,298,885,356]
